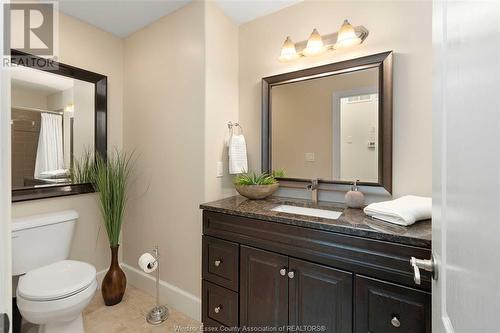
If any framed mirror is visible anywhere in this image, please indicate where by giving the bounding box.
[11,50,107,202]
[262,51,393,193]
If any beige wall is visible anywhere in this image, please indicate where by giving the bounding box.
[11,87,48,109]
[204,2,239,201]
[122,2,239,318]
[239,0,432,197]
[47,87,73,111]
[272,68,378,179]
[122,0,205,303]
[72,80,96,158]
[12,12,124,272]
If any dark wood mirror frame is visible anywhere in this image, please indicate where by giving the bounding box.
[262,51,393,193]
[11,50,107,202]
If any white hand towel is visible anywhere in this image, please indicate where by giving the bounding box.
[363,195,431,226]
[228,134,248,174]
[38,169,69,179]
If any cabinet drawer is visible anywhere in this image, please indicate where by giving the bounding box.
[203,236,239,291]
[355,275,431,333]
[202,280,239,328]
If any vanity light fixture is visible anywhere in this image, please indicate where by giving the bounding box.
[303,28,326,57]
[279,36,300,62]
[64,103,74,116]
[335,19,362,48]
[64,103,74,113]
[278,19,369,62]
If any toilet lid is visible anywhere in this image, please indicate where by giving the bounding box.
[18,260,96,301]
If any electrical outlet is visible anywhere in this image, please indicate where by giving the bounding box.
[216,161,223,177]
[305,152,315,162]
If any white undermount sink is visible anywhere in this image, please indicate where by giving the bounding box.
[271,205,342,220]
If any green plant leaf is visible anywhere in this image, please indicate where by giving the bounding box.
[234,172,279,185]
[71,149,134,247]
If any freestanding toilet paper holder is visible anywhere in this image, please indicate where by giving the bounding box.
[145,245,169,325]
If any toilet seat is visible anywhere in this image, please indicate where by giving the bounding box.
[17,279,97,329]
[18,260,96,301]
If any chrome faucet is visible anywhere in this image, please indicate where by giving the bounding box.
[306,179,319,204]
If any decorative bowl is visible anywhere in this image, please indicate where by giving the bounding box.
[235,183,279,200]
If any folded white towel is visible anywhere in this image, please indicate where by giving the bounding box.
[228,134,248,174]
[39,169,69,179]
[363,195,431,226]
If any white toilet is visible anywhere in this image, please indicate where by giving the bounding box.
[12,210,97,333]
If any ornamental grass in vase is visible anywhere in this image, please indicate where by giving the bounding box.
[71,149,133,306]
[234,171,284,200]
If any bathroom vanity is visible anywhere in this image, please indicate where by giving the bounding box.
[200,196,431,333]
[200,51,430,332]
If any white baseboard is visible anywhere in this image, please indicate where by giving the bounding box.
[121,263,201,321]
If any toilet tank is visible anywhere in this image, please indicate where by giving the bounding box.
[12,210,78,275]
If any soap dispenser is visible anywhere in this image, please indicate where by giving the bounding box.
[345,180,365,208]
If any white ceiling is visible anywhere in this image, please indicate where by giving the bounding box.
[215,0,302,25]
[58,0,192,38]
[58,0,302,38]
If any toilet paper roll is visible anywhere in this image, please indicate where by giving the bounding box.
[138,253,158,273]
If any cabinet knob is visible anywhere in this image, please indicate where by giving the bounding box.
[287,271,295,279]
[214,305,222,314]
[279,268,287,276]
[214,259,222,267]
[391,316,401,328]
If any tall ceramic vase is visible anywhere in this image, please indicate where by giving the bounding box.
[101,245,127,306]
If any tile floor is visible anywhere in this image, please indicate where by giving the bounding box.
[83,286,201,332]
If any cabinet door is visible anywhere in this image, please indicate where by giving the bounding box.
[289,258,353,333]
[240,246,288,329]
[355,275,431,333]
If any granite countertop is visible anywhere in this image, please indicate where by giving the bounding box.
[200,195,431,248]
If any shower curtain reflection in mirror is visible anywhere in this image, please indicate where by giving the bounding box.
[34,113,65,179]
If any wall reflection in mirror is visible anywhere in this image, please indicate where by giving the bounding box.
[11,66,95,189]
[271,67,379,183]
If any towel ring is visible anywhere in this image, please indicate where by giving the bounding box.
[227,121,243,134]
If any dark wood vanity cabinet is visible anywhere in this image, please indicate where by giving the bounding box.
[201,210,432,332]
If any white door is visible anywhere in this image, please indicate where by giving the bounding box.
[433,1,500,332]
[0,3,12,332]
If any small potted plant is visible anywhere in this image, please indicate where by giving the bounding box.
[234,170,284,200]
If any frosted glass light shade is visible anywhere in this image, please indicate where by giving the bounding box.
[336,19,362,48]
[279,36,299,62]
[303,28,326,56]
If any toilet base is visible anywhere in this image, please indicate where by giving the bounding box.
[28,314,84,333]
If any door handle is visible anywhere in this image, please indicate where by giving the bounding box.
[279,268,287,276]
[410,255,436,285]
